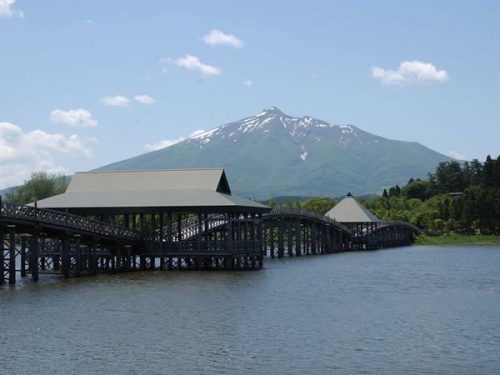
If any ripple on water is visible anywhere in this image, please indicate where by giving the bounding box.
[1,245,500,374]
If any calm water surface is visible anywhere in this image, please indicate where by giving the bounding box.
[1,245,500,374]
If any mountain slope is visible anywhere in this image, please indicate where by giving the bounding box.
[99,107,452,198]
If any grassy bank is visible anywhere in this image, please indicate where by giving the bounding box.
[414,233,500,245]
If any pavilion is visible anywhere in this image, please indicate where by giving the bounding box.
[324,192,380,224]
[35,168,270,270]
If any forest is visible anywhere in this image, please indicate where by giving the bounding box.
[265,155,500,235]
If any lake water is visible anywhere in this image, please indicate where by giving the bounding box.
[1,245,500,374]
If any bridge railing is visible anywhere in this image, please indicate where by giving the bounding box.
[265,207,351,233]
[0,201,139,241]
[359,220,422,235]
[380,220,422,233]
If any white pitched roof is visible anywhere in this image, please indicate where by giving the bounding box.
[34,169,268,213]
[66,169,231,193]
[325,194,380,223]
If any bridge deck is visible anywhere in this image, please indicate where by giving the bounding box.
[2,201,420,284]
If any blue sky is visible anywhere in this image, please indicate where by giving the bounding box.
[1,0,499,188]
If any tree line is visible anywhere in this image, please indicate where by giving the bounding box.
[263,155,500,235]
[3,172,69,205]
[365,155,500,234]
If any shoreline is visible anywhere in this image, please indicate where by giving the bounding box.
[414,234,500,246]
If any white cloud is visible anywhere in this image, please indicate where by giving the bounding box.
[0,0,24,18]
[101,95,131,107]
[243,80,253,87]
[371,60,449,85]
[447,150,466,160]
[203,29,243,48]
[50,108,98,128]
[0,122,92,188]
[135,95,155,105]
[145,130,205,151]
[175,55,221,77]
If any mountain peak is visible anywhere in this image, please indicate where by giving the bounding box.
[260,106,285,116]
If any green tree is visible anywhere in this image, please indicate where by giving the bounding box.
[402,178,430,200]
[300,197,337,214]
[4,172,69,205]
[435,161,465,193]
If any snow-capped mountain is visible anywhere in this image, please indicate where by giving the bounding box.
[98,107,452,198]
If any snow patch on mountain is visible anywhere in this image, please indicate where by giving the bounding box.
[186,107,367,151]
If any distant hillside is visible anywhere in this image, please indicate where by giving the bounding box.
[98,107,453,198]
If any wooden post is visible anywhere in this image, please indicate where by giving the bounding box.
[296,220,301,256]
[159,212,164,244]
[177,213,182,241]
[226,214,233,254]
[140,213,145,233]
[197,213,202,252]
[278,221,284,258]
[8,227,16,284]
[62,234,70,278]
[0,229,5,284]
[74,235,81,277]
[167,211,172,243]
[20,236,27,277]
[31,228,39,281]
[91,238,98,276]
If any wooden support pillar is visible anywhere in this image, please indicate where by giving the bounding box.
[325,227,331,253]
[296,221,301,256]
[244,217,249,253]
[90,239,98,276]
[177,213,182,241]
[267,222,274,258]
[8,227,16,284]
[140,213,145,233]
[167,212,172,243]
[0,230,4,284]
[20,236,27,277]
[62,234,70,278]
[311,224,317,255]
[30,229,39,281]
[197,213,202,252]
[159,212,164,243]
[278,221,284,258]
[74,235,81,277]
[226,214,233,253]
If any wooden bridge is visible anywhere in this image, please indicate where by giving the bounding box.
[1,199,420,284]
[1,170,422,284]
[262,207,419,258]
[1,199,140,284]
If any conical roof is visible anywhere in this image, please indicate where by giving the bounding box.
[325,193,380,223]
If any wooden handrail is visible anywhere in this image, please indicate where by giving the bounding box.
[0,201,140,241]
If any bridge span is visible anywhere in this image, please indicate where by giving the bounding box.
[1,170,422,284]
[2,200,420,284]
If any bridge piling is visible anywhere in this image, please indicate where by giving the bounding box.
[8,227,16,284]
[30,230,39,281]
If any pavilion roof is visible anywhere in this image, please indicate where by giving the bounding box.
[325,193,380,223]
[34,169,269,213]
